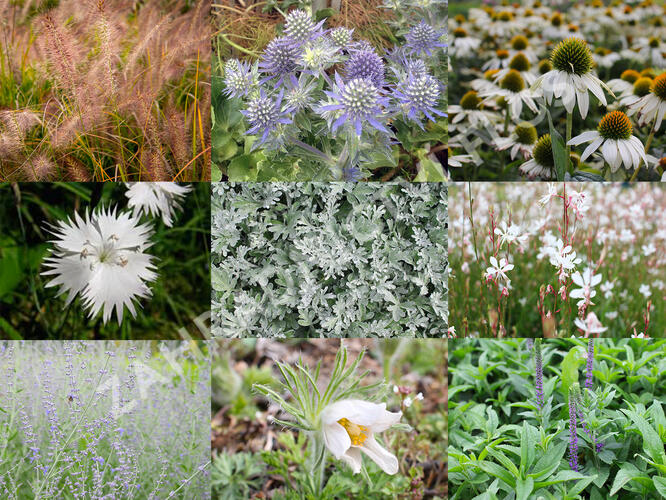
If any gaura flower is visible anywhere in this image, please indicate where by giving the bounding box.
[484,256,514,283]
[321,399,401,475]
[42,207,157,324]
[567,111,647,173]
[125,182,191,227]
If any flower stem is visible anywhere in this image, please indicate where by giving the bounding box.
[503,106,510,135]
[629,115,658,182]
[292,139,333,163]
[565,111,573,173]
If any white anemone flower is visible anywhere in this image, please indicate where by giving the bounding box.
[567,111,647,173]
[125,182,192,227]
[42,207,157,324]
[531,37,612,119]
[321,399,401,475]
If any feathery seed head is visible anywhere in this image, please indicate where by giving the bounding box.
[551,37,593,75]
[598,111,632,140]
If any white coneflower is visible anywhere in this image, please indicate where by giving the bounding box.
[494,121,538,160]
[480,69,539,119]
[42,207,157,324]
[606,69,642,96]
[567,111,647,173]
[626,73,666,131]
[450,27,481,58]
[449,91,495,131]
[531,37,612,119]
[519,134,555,180]
[448,147,474,168]
[632,36,666,68]
[125,182,192,227]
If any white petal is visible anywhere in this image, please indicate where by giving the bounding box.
[568,130,599,146]
[580,137,603,162]
[323,422,352,459]
[601,140,617,169]
[577,88,589,119]
[618,141,632,168]
[321,399,388,426]
[340,447,362,473]
[359,436,399,475]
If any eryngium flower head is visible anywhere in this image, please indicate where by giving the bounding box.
[42,208,157,324]
[284,9,325,42]
[241,89,292,147]
[395,72,445,128]
[344,49,386,88]
[321,74,390,137]
[125,182,192,227]
[330,27,354,47]
[405,20,446,56]
[223,59,255,99]
[258,36,301,85]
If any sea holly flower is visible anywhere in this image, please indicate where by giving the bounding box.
[284,9,326,43]
[42,207,157,324]
[258,36,302,86]
[320,74,390,137]
[222,59,256,99]
[241,89,292,148]
[394,71,445,128]
[321,399,401,475]
[532,37,612,119]
[344,49,386,88]
[125,182,191,227]
[405,20,446,57]
[330,27,354,47]
[567,111,647,173]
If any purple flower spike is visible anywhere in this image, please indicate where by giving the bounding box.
[535,339,544,410]
[320,74,391,138]
[568,391,579,472]
[585,339,594,390]
[405,21,446,57]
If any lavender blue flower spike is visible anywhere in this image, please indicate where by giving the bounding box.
[534,339,544,410]
[568,390,579,472]
[585,339,594,390]
[405,20,446,57]
[258,36,302,86]
[320,73,390,137]
[241,89,292,147]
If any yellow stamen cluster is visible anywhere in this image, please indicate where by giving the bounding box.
[338,418,369,446]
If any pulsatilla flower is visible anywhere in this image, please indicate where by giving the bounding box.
[567,111,647,173]
[125,182,191,227]
[320,73,390,137]
[321,399,401,475]
[531,37,611,119]
[394,72,445,129]
[405,20,446,57]
[241,89,292,148]
[42,208,157,324]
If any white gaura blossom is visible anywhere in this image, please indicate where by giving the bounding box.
[42,207,157,324]
[321,399,401,475]
[125,182,192,227]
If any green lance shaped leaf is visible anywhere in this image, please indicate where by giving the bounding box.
[545,106,567,181]
[560,345,585,400]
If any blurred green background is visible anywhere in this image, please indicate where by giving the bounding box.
[0,182,211,339]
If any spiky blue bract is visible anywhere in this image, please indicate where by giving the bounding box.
[285,74,317,112]
[284,9,325,42]
[258,36,302,86]
[344,49,386,88]
[320,73,390,137]
[405,20,446,56]
[394,72,445,129]
[223,59,255,99]
[241,89,292,147]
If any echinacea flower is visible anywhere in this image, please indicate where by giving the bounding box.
[567,111,647,173]
[125,182,191,227]
[494,121,538,160]
[320,73,390,137]
[532,37,611,119]
[626,73,666,131]
[321,399,401,475]
[480,69,539,119]
[519,134,555,180]
[42,207,157,324]
[405,20,446,57]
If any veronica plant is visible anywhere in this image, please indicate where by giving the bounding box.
[220,9,446,181]
[253,341,406,496]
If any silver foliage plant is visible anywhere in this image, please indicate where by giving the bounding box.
[211,182,448,338]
